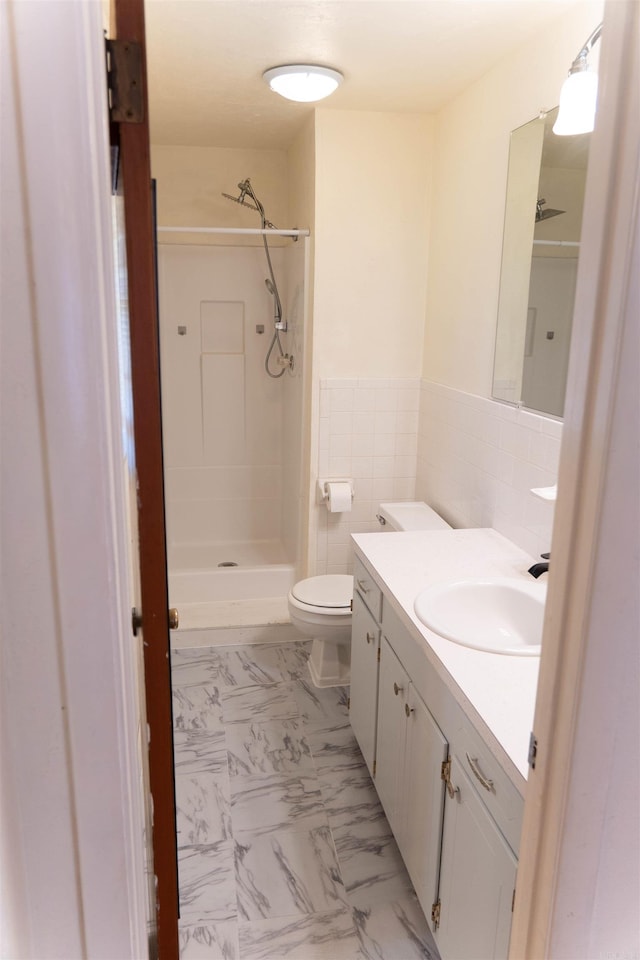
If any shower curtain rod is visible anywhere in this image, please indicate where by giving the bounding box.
[157,226,310,237]
[532,239,580,247]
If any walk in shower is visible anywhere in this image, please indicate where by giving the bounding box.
[157,185,308,630]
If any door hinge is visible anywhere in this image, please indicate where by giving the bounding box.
[512,886,516,913]
[377,647,381,663]
[431,899,441,929]
[131,606,143,637]
[441,756,459,800]
[105,38,144,123]
[372,759,377,777]
[347,696,351,710]
[528,732,538,770]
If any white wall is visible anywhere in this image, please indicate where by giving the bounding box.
[423,0,603,398]
[152,143,289,244]
[314,110,433,380]
[306,110,433,572]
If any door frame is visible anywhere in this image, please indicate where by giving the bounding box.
[111,0,180,955]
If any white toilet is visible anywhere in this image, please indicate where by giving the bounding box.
[288,501,451,688]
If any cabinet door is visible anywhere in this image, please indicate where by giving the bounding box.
[375,636,410,826]
[435,756,517,960]
[349,591,380,777]
[402,686,448,920]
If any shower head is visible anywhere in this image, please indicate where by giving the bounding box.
[221,191,260,213]
[221,178,277,229]
[536,198,566,222]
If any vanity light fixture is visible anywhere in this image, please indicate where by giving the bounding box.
[263,64,343,103]
[553,23,602,135]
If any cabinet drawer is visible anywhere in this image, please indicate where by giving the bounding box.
[353,557,382,622]
[450,721,524,855]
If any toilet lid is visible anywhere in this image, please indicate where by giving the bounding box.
[291,575,353,609]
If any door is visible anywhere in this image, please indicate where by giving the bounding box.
[349,591,380,776]
[436,756,517,960]
[402,686,448,920]
[375,635,410,823]
[109,1,179,956]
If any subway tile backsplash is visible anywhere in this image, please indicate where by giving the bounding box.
[315,378,420,575]
[416,380,560,560]
[314,378,561,575]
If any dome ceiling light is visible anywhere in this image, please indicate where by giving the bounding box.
[263,64,343,103]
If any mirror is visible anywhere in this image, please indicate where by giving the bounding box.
[493,107,590,417]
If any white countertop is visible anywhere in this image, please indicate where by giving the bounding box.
[351,528,541,789]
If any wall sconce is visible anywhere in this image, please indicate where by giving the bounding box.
[553,23,603,136]
[263,64,343,103]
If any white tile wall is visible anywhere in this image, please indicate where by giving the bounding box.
[315,379,420,575]
[416,380,561,559]
[312,377,562,576]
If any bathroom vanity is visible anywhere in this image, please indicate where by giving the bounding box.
[349,528,540,960]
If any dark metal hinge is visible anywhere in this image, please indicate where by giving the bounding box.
[131,606,143,637]
[431,899,441,929]
[372,759,377,777]
[528,732,538,769]
[105,38,144,123]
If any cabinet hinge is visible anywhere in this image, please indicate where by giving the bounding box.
[431,899,441,929]
[377,647,381,663]
[528,732,538,770]
[441,756,459,800]
[347,696,351,710]
[105,38,144,123]
[372,759,377,777]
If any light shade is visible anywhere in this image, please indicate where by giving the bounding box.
[553,67,599,135]
[263,65,343,103]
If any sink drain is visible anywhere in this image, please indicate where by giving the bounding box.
[217,561,238,568]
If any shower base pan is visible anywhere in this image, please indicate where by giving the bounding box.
[168,539,295,631]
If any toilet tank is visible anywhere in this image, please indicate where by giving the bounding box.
[376,501,451,531]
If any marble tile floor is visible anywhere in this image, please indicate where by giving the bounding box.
[172,639,440,960]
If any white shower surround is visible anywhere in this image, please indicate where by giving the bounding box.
[158,239,307,624]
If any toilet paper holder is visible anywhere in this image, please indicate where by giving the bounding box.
[317,478,354,506]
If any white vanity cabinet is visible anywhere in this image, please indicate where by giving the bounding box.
[349,548,524,960]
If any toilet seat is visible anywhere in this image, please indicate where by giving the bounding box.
[289,575,353,615]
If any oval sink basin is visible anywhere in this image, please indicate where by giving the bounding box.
[414,578,546,656]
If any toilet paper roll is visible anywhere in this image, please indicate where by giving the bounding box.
[326,481,352,513]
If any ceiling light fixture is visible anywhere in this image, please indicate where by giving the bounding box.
[263,64,343,103]
[553,23,602,136]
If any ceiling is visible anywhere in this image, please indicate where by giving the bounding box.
[145,0,581,150]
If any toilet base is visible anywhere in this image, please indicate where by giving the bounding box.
[307,636,351,688]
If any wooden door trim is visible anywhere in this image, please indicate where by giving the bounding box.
[113,1,179,956]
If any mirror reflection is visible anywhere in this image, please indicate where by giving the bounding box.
[493,107,590,418]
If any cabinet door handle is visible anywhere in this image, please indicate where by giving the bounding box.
[466,752,494,791]
[405,703,414,718]
[393,682,403,696]
[366,632,375,645]
[357,579,369,593]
